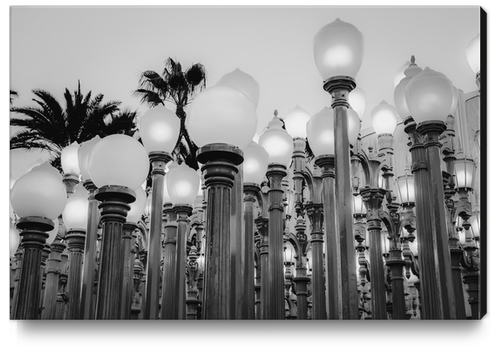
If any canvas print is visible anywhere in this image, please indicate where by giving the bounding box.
[9,6,484,320]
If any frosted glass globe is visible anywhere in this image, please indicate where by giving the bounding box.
[139,105,180,153]
[10,162,67,220]
[243,141,269,184]
[166,163,200,206]
[314,18,364,80]
[405,67,453,124]
[186,85,257,149]
[282,106,311,139]
[306,107,334,157]
[78,136,101,181]
[465,34,480,74]
[62,184,89,230]
[10,225,20,257]
[88,134,150,190]
[127,187,147,224]
[349,87,366,119]
[259,116,293,166]
[61,141,81,176]
[371,101,399,136]
[216,68,260,109]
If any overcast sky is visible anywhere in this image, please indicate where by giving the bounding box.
[9,6,480,179]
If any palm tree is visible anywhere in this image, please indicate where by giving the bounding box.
[133,57,206,170]
[10,81,137,172]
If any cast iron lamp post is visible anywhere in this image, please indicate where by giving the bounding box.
[87,134,149,319]
[313,18,364,319]
[259,114,294,320]
[138,104,180,319]
[10,162,67,319]
[187,84,257,319]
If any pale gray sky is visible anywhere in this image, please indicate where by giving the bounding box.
[9,6,480,179]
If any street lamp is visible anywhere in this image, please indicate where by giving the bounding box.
[138,104,179,319]
[61,141,81,195]
[187,84,256,319]
[10,162,67,319]
[313,17,363,319]
[88,134,149,319]
[465,34,480,88]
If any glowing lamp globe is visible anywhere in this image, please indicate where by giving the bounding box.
[139,105,180,153]
[282,106,311,139]
[166,163,200,206]
[471,209,480,239]
[349,87,366,119]
[394,61,422,120]
[127,187,147,224]
[62,185,89,230]
[88,134,149,191]
[395,172,416,205]
[216,68,260,109]
[284,242,294,263]
[10,225,20,257]
[313,18,364,80]
[78,136,101,181]
[242,141,269,185]
[347,108,361,145]
[259,116,293,167]
[10,162,67,220]
[352,194,366,215]
[371,101,399,136]
[405,67,454,124]
[61,141,81,176]
[454,155,476,190]
[306,107,334,157]
[465,34,480,74]
[186,85,257,149]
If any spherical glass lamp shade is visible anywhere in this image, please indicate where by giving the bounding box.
[10,225,20,257]
[139,105,180,153]
[61,141,81,176]
[284,242,294,263]
[306,107,334,157]
[371,101,399,136]
[313,18,364,80]
[166,163,200,206]
[242,141,269,185]
[405,67,454,124]
[347,108,361,145]
[282,106,311,139]
[127,187,146,224]
[216,68,260,109]
[10,162,67,220]
[465,34,480,74]
[454,155,476,190]
[186,85,257,149]
[88,134,149,190]
[259,116,294,166]
[62,184,89,230]
[349,87,366,119]
[394,62,422,121]
[352,194,366,215]
[395,172,416,205]
[393,61,410,87]
[78,136,101,181]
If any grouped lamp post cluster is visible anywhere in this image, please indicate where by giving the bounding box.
[9,17,480,321]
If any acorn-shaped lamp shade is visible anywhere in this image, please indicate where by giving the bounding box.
[242,141,269,185]
[62,184,89,230]
[88,134,149,191]
[282,106,311,139]
[10,162,67,220]
[127,187,147,224]
[349,87,366,119]
[371,101,399,136]
[139,105,180,153]
[313,18,364,80]
[78,136,101,182]
[306,107,334,157]
[186,85,257,149]
[61,141,81,176]
[166,163,200,206]
[394,61,422,121]
[259,116,293,167]
[465,34,480,74]
[216,68,260,109]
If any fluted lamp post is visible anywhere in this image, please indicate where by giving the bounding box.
[88,134,149,319]
[166,163,200,319]
[187,84,257,319]
[10,162,67,319]
[78,135,101,319]
[405,66,457,319]
[138,104,180,319]
[62,184,89,319]
[314,18,364,319]
[259,115,293,320]
[243,140,269,319]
